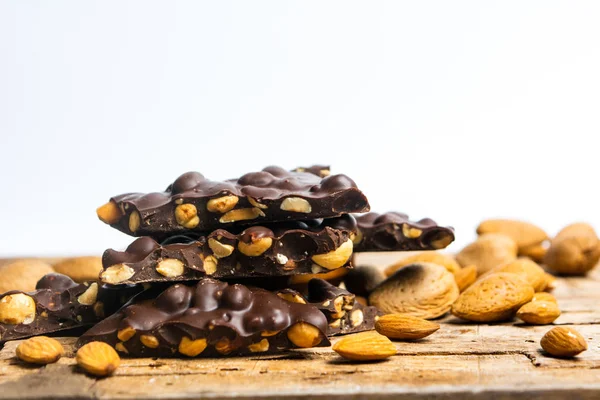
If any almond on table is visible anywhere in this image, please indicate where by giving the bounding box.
[332,331,397,361]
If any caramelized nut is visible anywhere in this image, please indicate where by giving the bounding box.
[156,258,185,278]
[277,292,306,304]
[101,264,135,284]
[350,309,364,327]
[219,207,265,223]
[248,197,268,209]
[96,202,123,224]
[0,293,36,325]
[174,204,200,229]
[286,322,323,348]
[140,335,160,348]
[311,239,353,270]
[280,197,312,213]
[215,338,234,354]
[248,339,269,353]
[117,326,136,342]
[207,195,239,213]
[238,237,273,257]
[77,283,99,306]
[208,238,235,258]
[402,224,423,239]
[128,211,141,233]
[203,255,218,275]
[178,336,207,357]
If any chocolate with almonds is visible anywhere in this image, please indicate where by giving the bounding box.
[96,166,369,237]
[77,278,330,357]
[353,212,455,252]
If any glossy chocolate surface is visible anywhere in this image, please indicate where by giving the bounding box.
[101,216,356,285]
[353,212,455,252]
[77,279,329,357]
[0,274,141,342]
[102,166,369,236]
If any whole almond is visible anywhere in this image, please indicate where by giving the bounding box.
[483,258,547,292]
[477,219,548,252]
[456,234,518,275]
[16,336,64,365]
[0,260,54,293]
[519,243,548,263]
[532,292,557,304]
[369,262,459,320]
[545,223,600,276]
[541,327,587,358]
[52,257,102,283]
[375,314,440,340]
[332,331,396,361]
[384,252,461,277]
[76,342,120,377]
[451,272,534,322]
[516,301,561,325]
[454,265,477,292]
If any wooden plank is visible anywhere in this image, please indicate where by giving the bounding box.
[0,255,597,399]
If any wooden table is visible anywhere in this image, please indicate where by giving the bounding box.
[0,254,598,399]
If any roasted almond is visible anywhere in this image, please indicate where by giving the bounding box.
[384,252,461,277]
[369,262,459,320]
[76,341,121,377]
[483,258,547,292]
[16,336,64,365]
[451,272,534,322]
[545,223,600,276]
[540,327,587,358]
[375,314,440,340]
[516,301,561,325]
[456,233,518,275]
[332,331,396,361]
[476,219,548,252]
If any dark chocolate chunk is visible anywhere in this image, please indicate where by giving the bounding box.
[278,279,380,336]
[97,166,369,237]
[0,273,142,342]
[77,279,330,357]
[353,212,455,252]
[343,265,386,297]
[100,216,356,285]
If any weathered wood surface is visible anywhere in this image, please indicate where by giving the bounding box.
[0,253,598,400]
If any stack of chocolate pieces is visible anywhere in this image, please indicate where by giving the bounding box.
[0,165,455,358]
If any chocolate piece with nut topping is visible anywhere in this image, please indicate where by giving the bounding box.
[353,212,455,252]
[0,273,142,343]
[77,278,329,357]
[96,166,370,237]
[277,279,381,336]
[100,216,356,285]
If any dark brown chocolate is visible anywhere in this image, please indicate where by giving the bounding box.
[353,212,455,252]
[343,265,386,297]
[98,166,369,237]
[0,273,142,343]
[100,216,356,285]
[278,279,380,336]
[77,279,330,357]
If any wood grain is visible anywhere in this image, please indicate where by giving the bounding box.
[0,253,598,400]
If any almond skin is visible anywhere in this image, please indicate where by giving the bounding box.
[456,234,518,275]
[516,301,561,325]
[375,314,440,340]
[16,336,64,365]
[451,272,534,322]
[76,342,121,377]
[454,265,477,292]
[476,219,548,252]
[483,258,547,292]
[541,327,587,358]
[384,252,461,277]
[332,331,396,361]
[369,262,459,320]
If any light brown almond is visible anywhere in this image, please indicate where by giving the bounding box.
[516,301,561,325]
[451,272,534,322]
[332,331,396,361]
[454,265,477,292]
[540,327,587,358]
[545,223,600,276]
[384,252,461,277]
[52,257,102,283]
[532,292,557,304]
[375,314,440,340]
[476,219,548,251]
[456,233,518,275]
[369,262,459,320]
[76,341,121,377]
[519,243,548,263]
[483,258,547,292]
[16,336,64,365]
[0,260,54,293]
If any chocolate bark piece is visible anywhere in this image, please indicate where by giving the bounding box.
[96,166,370,237]
[353,212,455,252]
[277,279,380,336]
[0,273,142,343]
[100,216,356,285]
[77,279,330,357]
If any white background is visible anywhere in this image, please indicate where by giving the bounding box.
[1,1,599,257]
